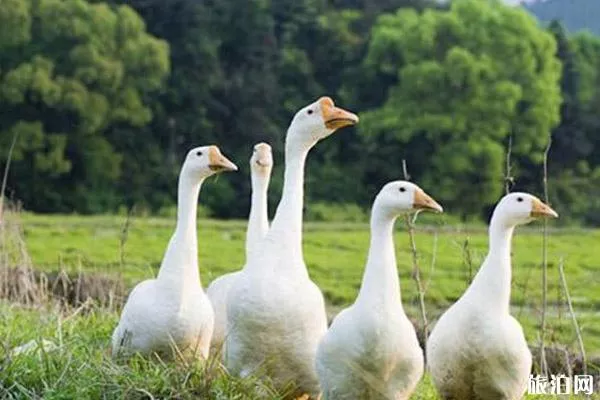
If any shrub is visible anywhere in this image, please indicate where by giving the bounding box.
[305,202,368,223]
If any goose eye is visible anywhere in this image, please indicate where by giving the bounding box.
[399,187,406,193]
[196,151,203,157]
[307,109,313,115]
[517,197,523,202]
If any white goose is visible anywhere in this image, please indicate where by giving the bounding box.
[224,97,358,398]
[426,192,558,400]
[207,143,273,352]
[316,181,443,400]
[111,145,238,359]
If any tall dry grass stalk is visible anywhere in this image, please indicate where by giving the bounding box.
[423,232,438,292]
[0,202,46,305]
[539,136,552,376]
[504,134,514,195]
[461,238,474,286]
[558,258,587,376]
[0,130,45,305]
[119,205,135,270]
[117,205,136,301]
[401,159,429,348]
[0,130,19,224]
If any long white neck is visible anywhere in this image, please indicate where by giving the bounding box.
[246,170,270,259]
[465,215,514,314]
[258,137,309,274]
[356,207,402,308]
[157,172,203,288]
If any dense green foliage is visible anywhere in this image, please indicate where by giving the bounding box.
[546,24,600,225]
[0,0,599,224]
[0,0,169,213]
[359,0,561,217]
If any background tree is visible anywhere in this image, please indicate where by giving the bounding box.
[547,26,600,224]
[1,0,599,226]
[357,0,562,218]
[0,0,169,212]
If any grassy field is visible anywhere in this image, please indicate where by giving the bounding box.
[1,212,599,398]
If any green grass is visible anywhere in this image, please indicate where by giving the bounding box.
[0,303,282,399]
[2,212,600,398]
[1,304,594,399]
[17,213,600,353]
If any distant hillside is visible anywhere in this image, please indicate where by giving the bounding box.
[525,0,600,36]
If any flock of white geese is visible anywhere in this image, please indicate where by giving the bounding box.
[111,97,559,400]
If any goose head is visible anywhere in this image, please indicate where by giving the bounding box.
[250,142,273,176]
[374,181,443,217]
[287,96,359,149]
[182,145,238,179]
[492,192,558,227]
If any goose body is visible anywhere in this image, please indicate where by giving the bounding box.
[207,143,273,352]
[224,97,359,398]
[426,193,558,400]
[316,181,442,400]
[111,146,238,358]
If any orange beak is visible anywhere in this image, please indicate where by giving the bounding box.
[413,189,443,213]
[530,198,558,218]
[319,97,359,130]
[208,146,238,172]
